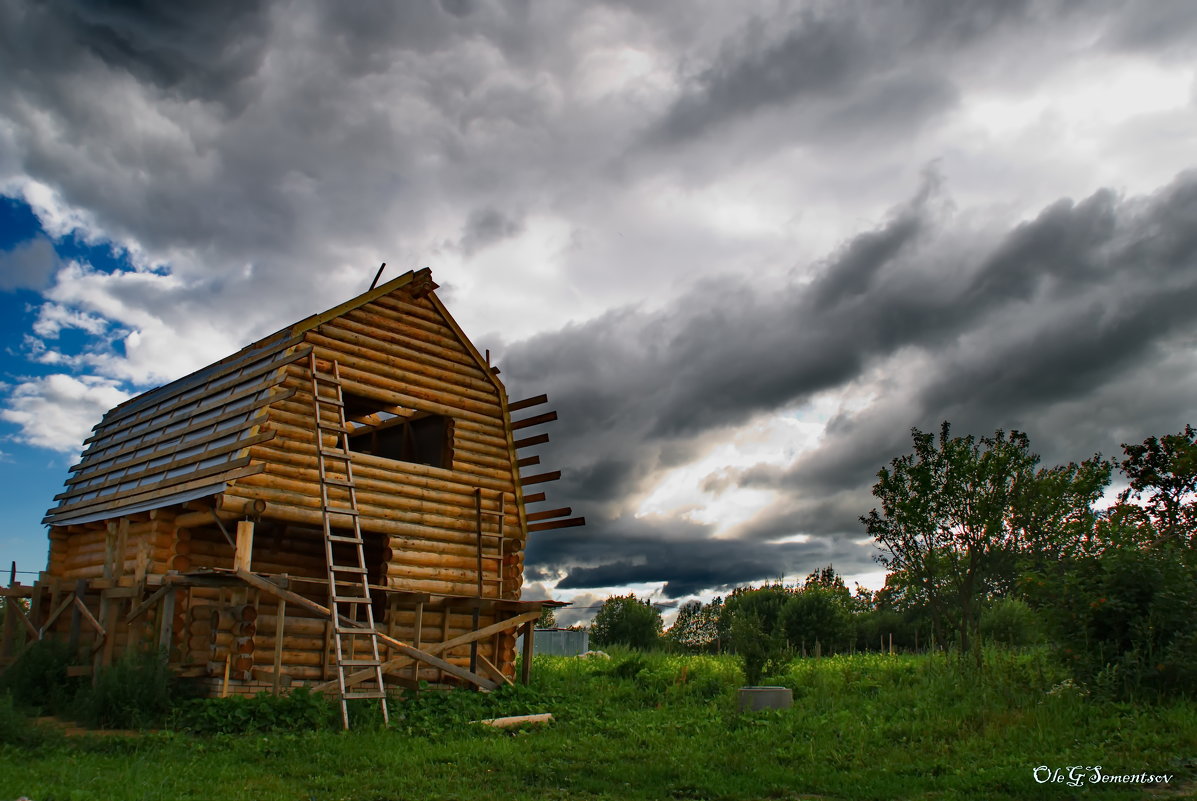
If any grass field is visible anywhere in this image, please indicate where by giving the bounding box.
[1,648,1194,800]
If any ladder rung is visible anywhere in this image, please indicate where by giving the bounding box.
[313,371,342,383]
[333,595,372,604]
[323,507,359,516]
[339,658,382,667]
[324,477,356,488]
[320,447,352,458]
[318,423,353,434]
[334,623,378,634]
[329,564,368,574]
[478,510,504,517]
[327,534,363,544]
[315,397,346,408]
[342,690,386,700]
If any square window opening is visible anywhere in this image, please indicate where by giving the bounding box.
[343,391,454,469]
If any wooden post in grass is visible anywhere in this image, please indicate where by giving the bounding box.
[1,562,15,658]
[159,589,176,655]
[520,621,534,684]
[272,588,286,696]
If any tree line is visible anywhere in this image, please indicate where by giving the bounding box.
[581,424,1197,697]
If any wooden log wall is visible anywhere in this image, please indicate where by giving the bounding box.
[226,287,528,610]
[29,279,550,686]
[49,513,166,582]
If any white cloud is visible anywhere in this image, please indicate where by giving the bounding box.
[31,300,109,339]
[1,374,128,454]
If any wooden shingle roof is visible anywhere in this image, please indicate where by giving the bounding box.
[43,269,433,527]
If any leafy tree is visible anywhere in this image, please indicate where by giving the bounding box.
[1009,456,1113,567]
[717,584,793,645]
[589,595,663,650]
[781,587,853,654]
[1119,424,1197,546]
[728,610,786,685]
[862,423,1038,657]
[536,606,557,628]
[666,598,722,653]
[803,565,850,596]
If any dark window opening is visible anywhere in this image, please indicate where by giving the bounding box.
[343,392,454,469]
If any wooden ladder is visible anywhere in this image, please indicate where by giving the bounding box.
[473,489,506,599]
[308,353,389,730]
[470,489,505,674]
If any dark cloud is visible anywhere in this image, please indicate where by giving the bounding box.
[1103,0,1197,55]
[458,207,524,256]
[526,515,872,599]
[2,0,1195,600]
[647,0,1055,148]
[654,12,866,143]
[41,0,270,106]
[510,170,1197,594]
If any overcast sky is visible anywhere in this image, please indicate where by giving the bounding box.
[1,1,1195,623]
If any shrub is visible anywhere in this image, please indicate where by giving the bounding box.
[79,649,176,729]
[0,639,79,715]
[0,691,44,747]
[170,687,338,734]
[1045,545,1197,698]
[980,598,1044,647]
[729,612,788,686]
[590,595,663,650]
[781,588,853,654]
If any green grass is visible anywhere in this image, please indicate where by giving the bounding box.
[1,648,1194,800]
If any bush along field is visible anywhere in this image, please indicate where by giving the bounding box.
[0,645,1194,801]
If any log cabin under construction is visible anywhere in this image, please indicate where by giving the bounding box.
[2,267,582,726]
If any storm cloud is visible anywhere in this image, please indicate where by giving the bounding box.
[2,0,1196,610]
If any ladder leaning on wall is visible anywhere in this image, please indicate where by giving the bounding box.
[308,353,389,729]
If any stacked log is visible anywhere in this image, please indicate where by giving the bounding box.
[209,604,257,680]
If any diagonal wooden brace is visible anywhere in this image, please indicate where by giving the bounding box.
[235,569,500,692]
[38,593,77,639]
[323,608,541,692]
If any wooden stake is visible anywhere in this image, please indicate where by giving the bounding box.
[520,621,534,685]
[159,589,176,655]
[1,562,14,658]
[234,520,255,572]
[273,593,286,695]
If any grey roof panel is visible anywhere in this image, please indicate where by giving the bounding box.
[48,482,228,527]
